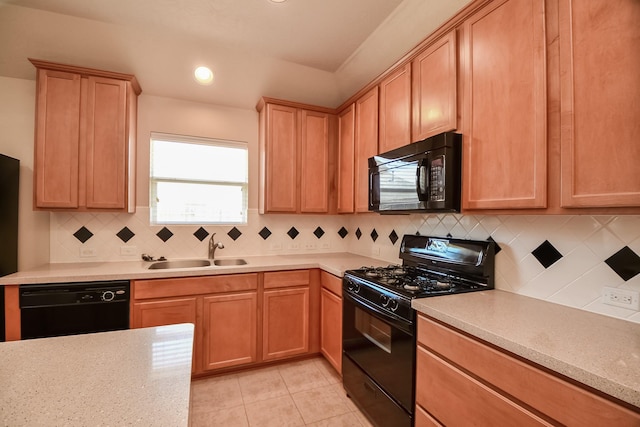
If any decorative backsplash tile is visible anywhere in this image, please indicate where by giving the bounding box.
[50,210,640,323]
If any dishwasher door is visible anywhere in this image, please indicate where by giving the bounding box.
[20,281,130,340]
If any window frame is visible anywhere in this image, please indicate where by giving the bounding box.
[149,132,249,225]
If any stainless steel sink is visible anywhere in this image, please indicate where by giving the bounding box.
[213,258,247,266]
[148,259,211,269]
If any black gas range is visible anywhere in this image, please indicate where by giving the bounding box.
[342,234,495,427]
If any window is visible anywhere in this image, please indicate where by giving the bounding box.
[150,133,248,224]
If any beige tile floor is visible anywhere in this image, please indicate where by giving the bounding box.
[189,357,374,427]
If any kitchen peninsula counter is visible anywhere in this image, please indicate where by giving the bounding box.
[0,253,388,285]
[412,290,640,410]
[0,323,194,426]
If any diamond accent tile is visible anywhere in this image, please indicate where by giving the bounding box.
[531,240,562,268]
[605,246,640,281]
[73,226,93,244]
[313,227,325,239]
[228,227,242,241]
[371,229,379,242]
[193,227,209,242]
[287,227,299,240]
[156,227,174,242]
[389,230,399,245]
[116,226,135,243]
[355,228,362,240]
[338,227,348,239]
[487,236,502,254]
[259,227,272,240]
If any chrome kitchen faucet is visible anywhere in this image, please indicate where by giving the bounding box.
[208,233,224,259]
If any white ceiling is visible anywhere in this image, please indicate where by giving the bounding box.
[0,0,470,109]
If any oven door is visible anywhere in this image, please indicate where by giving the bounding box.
[342,292,415,425]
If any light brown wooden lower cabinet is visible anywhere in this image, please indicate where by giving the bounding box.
[320,271,342,374]
[416,315,640,426]
[202,292,257,371]
[262,286,310,361]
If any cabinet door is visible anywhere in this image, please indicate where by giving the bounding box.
[412,31,457,141]
[85,76,128,209]
[300,109,330,213]
[354,87,379,213]
[337,104,355,213]
[379,63,411,153]
[132,297,197,328]
[462,0,547,210]
[264,103,298,212]
[202,292,257,371]
[262,287,309,361]
[320,287,342,374]
[559,0,640,207]
[132,297,198,373]
[34,69,81,209]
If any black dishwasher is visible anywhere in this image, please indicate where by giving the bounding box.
[20,281,130,340]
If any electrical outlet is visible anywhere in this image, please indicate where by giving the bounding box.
[120,246,137,256]
[269,243,283,251]
[79,247,97,258]
[289,243,300,250]
[304,242,317,250]
[602,287,640,310]
[320,242,330,249]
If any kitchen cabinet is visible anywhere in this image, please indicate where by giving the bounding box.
[256,98,335,214]
[460,0,547,210]
[29,59,140,212]
[412,30,458,141]
[262,270,310,361]
[337,104,355,213]
[558,0,640,208]
[319,271,342,374]
[354,87,379,213]
[378,63,411,153]
[131,273,258,374]
[416,314,640,426]
[202,292,257,370]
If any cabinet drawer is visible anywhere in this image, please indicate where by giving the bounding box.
[320,270,342,296]
[417,315,640,426]
[416,346,552,427]
[415,404,442,427]
[133,273,258,299]
[264,270,310,289]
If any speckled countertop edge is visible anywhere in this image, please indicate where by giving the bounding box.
[412,290,640,409]
[0,253,390,285]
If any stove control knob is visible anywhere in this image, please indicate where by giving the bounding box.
[380,295,389,307]
[388,299,399,312]
[347,281,360,293]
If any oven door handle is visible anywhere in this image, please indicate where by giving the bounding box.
[343,292,413,335]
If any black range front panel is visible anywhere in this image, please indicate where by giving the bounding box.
[342,290,415,427]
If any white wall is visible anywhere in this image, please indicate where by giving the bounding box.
[0,77,50,271]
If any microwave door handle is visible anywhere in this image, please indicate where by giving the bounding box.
[416,159,429,201]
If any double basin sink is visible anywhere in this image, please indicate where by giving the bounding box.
[148,258,247,270]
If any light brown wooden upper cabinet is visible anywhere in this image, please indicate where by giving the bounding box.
[257,98,335,214]
[378,63,412,153]
[354,87,379,213]
[412,30,458,141]
[558,0,640,208]
[460,0,547,210]
[337,104,355,213]
[30,59,140,212]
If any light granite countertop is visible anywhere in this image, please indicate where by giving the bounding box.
[0,253,390,285]
[0,323,194,426]
[412,290,640,410]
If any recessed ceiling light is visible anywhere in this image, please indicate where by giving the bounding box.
[269,0,287,3]
[194,66,214,85]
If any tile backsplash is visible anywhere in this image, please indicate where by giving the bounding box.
[50,210,640,323]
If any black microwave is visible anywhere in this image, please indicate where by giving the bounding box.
[369,132,462,213]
